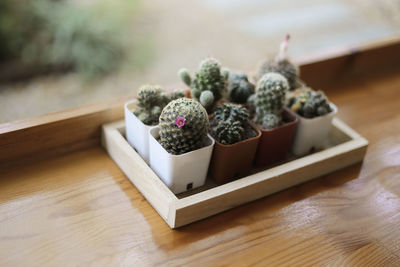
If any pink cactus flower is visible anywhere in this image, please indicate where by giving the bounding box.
[175,117,186,128]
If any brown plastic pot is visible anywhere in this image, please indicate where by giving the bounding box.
[254,108,298,168]
[209,122,261,184]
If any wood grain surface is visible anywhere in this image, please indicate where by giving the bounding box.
[1,41,400,265]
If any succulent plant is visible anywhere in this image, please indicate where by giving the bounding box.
[246,93,256,116]
[179,58,229,111]
[133,85,169,125]
[159,98,209,155]
[254,73,289,130]
[210,103,250,145]
[168,88,186,102]
[258,34,299,90]
[286,87,332,118]
[227,73,255,104]
[260,113,281,130]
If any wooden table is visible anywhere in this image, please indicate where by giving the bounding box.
[1,38,400,266]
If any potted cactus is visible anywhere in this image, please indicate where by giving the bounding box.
[148,98,215,194]
[228,72,255,104]
[258,34,299,91]
[179,57,229,113]
[208,103,261,184]
[253,73,298,167]
[286,87,337,156]
[125,85,184,163]
[227,73,255,104]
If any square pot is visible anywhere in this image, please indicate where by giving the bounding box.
[291,103,338,156]
[209,122,261,184]
[124,100,155,164]
[254,108,298,167]
[149,127,215,194]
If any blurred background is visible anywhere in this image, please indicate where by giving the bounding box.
[0,0,399,123]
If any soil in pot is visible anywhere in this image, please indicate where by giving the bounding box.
[208,119,261,184]
[255,108,298,168]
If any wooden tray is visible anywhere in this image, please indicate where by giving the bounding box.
[102,118,368,228]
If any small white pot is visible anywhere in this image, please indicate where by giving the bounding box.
[291,103,338,156]
[125,100,155,164]
[149,127,215,194]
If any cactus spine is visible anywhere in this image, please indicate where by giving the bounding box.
[179,58,229,111]
[210,103,250,145]
[286,87,332,118]
[228,73,255,104]
[255,73,289,129]
[159,98,209,155]
[258,34,299,90]
[133,85,169,125]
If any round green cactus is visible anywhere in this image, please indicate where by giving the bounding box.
[178,58,229,112]
[259,59,298,90]
[168,88,186,102]
[213,103,249,123]
[246,93,256,116]
[228,73,255,104]
[286,87,332,118]
[260,113,281,130]
[134,85,168,125]
[211,103,249,145]
[213,121,245,145]
[159,98,209,155]
[199,90,214,108]
[258,35,299,90]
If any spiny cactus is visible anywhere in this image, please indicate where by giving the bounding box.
[258,34,299,90]
[159,98,209,155]
[254,73,289,129]
[199,90,214,108]
[211,104,249,145]
[133,85,169,125]
[168,88,186,102]
[228,73,255,104]
[213,121,245,145]
[213,103,249,123]
[286,87,332,118]
[260,113,281,130]
[246,93,256,116]
[179,58,229,111]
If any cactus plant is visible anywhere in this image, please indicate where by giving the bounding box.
[179,58,229,111]
[254,73,289,129]
[258,34,299,90]
[228,73,255,104]
[286,87,332,118]
[259,113,281,130]
[159,98,209,155]
[168,88,186,102]
[210,103,250,145]
[133,85,169,125]
[246,93,256,116]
